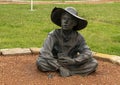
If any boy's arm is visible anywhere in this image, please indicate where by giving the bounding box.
[39,32,61,69]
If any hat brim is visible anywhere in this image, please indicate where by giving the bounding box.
[51,7,88,30]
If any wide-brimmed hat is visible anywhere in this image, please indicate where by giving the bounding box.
[51,7,88,30]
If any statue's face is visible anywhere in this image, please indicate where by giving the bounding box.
[61,13,77,30]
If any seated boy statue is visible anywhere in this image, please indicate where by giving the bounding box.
[36,7,98,77]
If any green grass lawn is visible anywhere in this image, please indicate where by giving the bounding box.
[0,3,120,56]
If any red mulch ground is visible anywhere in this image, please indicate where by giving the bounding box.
[0,54,120,85]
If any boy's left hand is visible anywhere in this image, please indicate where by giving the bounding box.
[58,57,75,65]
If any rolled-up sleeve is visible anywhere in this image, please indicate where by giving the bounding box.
[39,31,61,68]
[40,33,55,59]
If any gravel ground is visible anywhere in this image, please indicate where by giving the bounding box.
[0,54,120,85]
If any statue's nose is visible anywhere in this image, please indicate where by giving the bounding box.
[64,19,69,24]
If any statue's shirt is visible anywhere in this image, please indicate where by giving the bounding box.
[40,29,91,60]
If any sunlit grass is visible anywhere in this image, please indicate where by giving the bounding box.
[0,3,120,55]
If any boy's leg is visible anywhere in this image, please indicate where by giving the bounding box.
[70,58,98,76]
[36,57,57,72]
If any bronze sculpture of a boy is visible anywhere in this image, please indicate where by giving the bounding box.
[36,7,98,77]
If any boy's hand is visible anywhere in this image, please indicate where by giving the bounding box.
[58,57,75,65]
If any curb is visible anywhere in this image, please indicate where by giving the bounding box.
[0,48,31,56]
[93,52,120,65]
[0,47,40,56]
[0,48,120,65]
[30,47,40,54]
